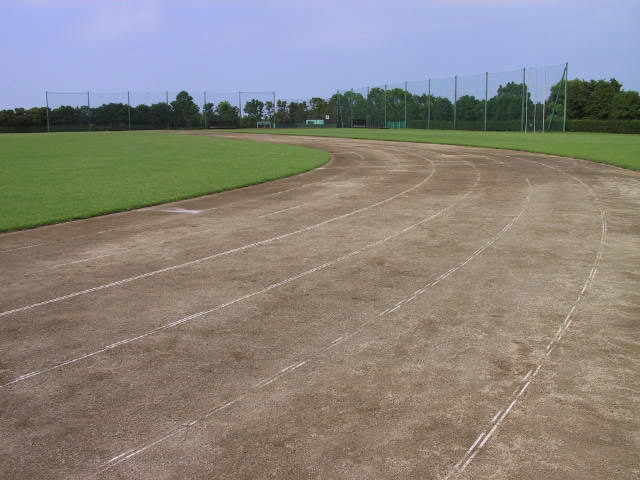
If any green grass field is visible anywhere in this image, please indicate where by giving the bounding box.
[0,131,329,232]
[240,128,640,172]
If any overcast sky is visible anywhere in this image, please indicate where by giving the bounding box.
[1,0,639,109]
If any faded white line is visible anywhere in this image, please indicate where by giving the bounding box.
[4,158,471,387]
[445,156,608,478]
[1,159,436,319]
[98,172,537,475]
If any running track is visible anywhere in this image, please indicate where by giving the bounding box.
[1,133,638,479]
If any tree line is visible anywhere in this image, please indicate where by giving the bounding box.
[1,78,638,132]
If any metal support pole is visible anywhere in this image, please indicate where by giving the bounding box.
[127,91,131,130]
[404,81,408,128]
[427,79,431,130]
[166,91,170,129]
[533,71,537,133]
[524,69,528,133]
[238,92,242,127]
[521,68,526,132]
[366,86,370,127]
[484,72,488,132]
[45,91,50,133]
[453,76,457,130]
[87,91,91,131]
[203,92,207,129]
[272,91,276,127]
[384,84,387,128]
[563,62,568,132]
[543,71,547,132]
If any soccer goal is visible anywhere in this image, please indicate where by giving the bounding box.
[257,121,272,128]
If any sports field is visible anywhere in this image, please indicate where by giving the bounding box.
[1,132,638,479]
[0,132,329,232]
[240,128,640,171]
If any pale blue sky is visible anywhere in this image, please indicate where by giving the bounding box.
[1,0,638,109]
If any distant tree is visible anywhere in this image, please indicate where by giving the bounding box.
[455,95,483,121]
[264,101,275,121]
[288,101,308,124]
[430,96,454,121]
[308,97,329,119]
[91,103,128,129]
[275,100,288,124]
[487,82,527,121]
[610,90,640,119]
[149,102,170,128]
[243,99,265,121]
[215,101,239,121]
[202,102,214,127]
[171,90,200,128]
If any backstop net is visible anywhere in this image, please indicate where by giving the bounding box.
[40,63,567,133]
[46,92,90,132]
[238,91,276,128]
[275,95,337,128]
[335,63,567,132]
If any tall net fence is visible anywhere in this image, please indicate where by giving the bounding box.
[333,63,567,132]
[8,63,566,133]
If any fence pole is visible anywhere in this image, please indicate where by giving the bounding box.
[366,86,370,127]
[524,68,528,132]
[543,71,547,132]
[87,91,91,131]
[404,81,408,128]
[484,72,488,132]
[202,92,206,129]
[427,79,431,130]
[521,68,526,132]
[127,91,131,130]
[272,91,276,127]
[563,62,568,132]
[453,76,457,130]
[238,92,242,127]
[166,91,170,129]
[384,84,387,128]
[533,71,537,133]
[45,91,50,133]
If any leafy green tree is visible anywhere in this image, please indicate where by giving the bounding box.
[455,95,483,121]
[275,100,288,124]
[487,82,526,121]
[171,90,201,128]
[214,101,239,121]
[430,96,454,121]
[288,101,308,124]
[611,90,640,119]
[264,101,275,121]
[243,99,265,121]
[202,102,214,127]
[92,103,128,129]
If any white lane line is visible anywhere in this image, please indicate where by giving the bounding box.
[0,160,436,319]
[490,409,503,424]
[99,177,540,475]
[0,147,354,255]
[5,158,468,388]
[0,243,45,253]
[445,156,608,478]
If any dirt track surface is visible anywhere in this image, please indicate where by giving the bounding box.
[1,133,638,479]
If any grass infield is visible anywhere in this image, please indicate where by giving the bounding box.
[237,128,640,172]
[0,131,329,232]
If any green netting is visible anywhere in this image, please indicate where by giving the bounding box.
[47,92,90,132]
[332,63,567,132]
[41,64,567,133]
[275,95,337,128]
[237,92,276,128]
